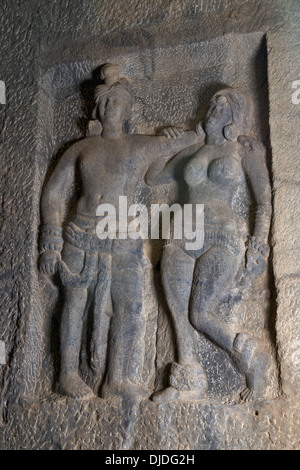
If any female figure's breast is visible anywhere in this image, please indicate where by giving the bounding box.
[208,155,243,185]
[183,149,243,188]
[183,146,245,231]
[183,157,207,186]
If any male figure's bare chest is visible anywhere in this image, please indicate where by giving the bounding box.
[79,143,143,198]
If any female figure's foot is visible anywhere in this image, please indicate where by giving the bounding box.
[152,387,179,403]
[231,333,273,402]
[101,379,148,401]
[58,373,95,399]
[152,362,208,404]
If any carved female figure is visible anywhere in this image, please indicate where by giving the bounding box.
[146,88,273,402]
[39,64,200,400]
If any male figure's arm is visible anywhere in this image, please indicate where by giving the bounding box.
[39,142,82,274]
[138,127,204,186]
[145,141,203,186]
[143,129,202,160]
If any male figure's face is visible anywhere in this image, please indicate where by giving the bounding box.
[99,90,127,129]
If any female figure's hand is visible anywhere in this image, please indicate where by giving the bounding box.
[246,237,270,277]
[238,135,266,156]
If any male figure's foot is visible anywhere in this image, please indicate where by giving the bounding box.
[58,373,95,399]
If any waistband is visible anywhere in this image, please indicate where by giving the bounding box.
[72,212,143,234]
[64,221,144,254]
[168,227,245,258]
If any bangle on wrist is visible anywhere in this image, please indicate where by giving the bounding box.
[39,225,63,253]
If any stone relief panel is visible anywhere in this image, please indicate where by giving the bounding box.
[29,32,278,406]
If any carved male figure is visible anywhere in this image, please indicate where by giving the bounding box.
[39,64,201,400]
[146,88,273,402]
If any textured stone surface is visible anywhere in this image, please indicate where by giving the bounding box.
[0,0,299,450]
[267,1,300,399]
[0,397,299,450]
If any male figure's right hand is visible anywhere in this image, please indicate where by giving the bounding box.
[39,250,61,275]
[159,127,186,139]
[160,127,203,148]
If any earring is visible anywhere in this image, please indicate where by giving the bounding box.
[223,124,238,141]
[123,120,137,134]
[86,119,103,136]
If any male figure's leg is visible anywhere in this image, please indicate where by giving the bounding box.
[101,250,147,400]
[58,242,94,399]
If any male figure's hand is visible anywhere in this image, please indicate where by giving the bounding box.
[39,250,61,275]
[159,127,186,139]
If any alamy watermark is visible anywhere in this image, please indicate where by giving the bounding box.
[96,196,204,251]
[0,81,6,105]
[291,81,300,104]
[0,341,5,365]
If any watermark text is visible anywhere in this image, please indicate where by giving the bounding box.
[96,196,204,251]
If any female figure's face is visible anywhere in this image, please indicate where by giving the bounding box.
[205,94,233,137]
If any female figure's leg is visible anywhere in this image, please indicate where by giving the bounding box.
[153,244,207,403]
[189,246,239,353]
[190,245,273,401]
[161,244,198,364]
